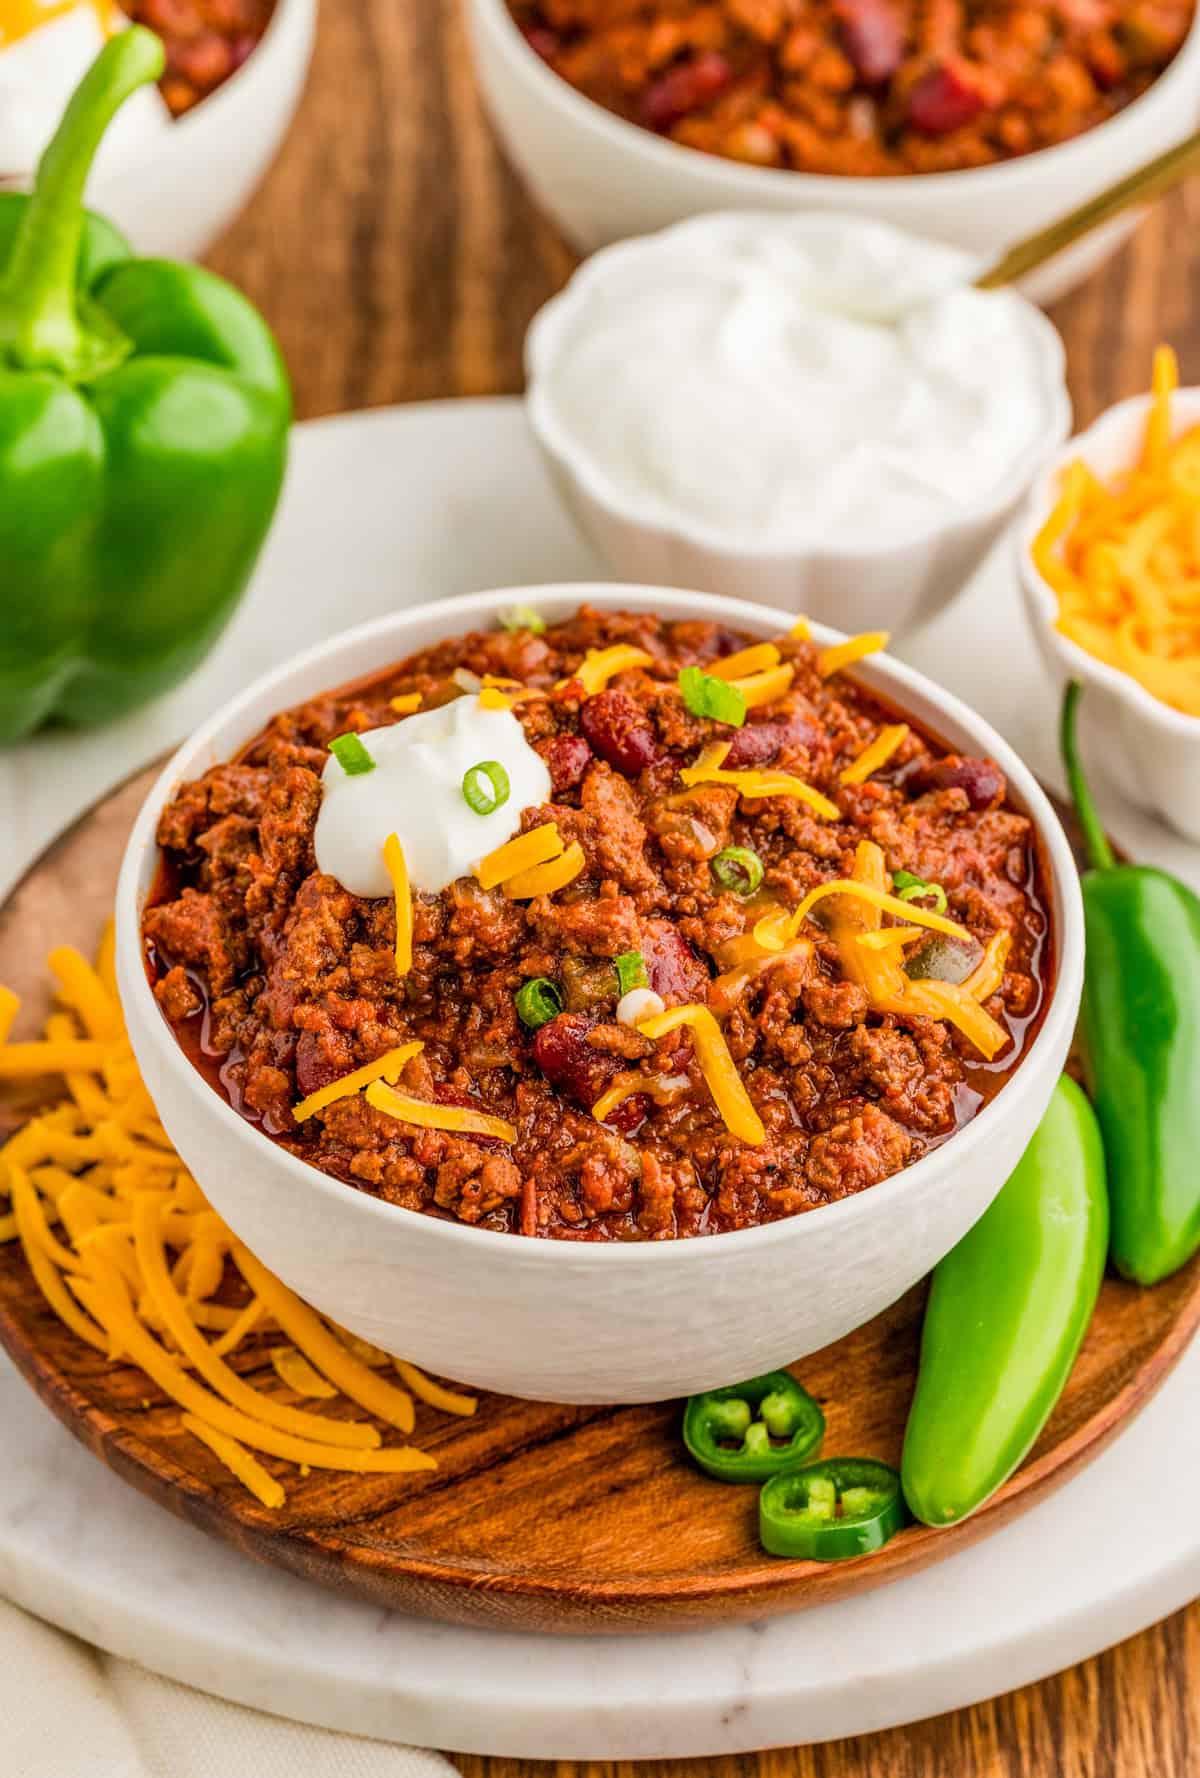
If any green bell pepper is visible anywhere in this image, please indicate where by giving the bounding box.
[1062,682,1200,1284]
[683,1371,825,1483]
[901,1074,1108,1527]
[0,30,291,744]
[758,1459,906,1561]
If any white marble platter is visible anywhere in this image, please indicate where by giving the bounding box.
[1,398,1198,1760]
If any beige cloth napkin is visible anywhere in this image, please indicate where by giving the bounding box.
[3,1596,457,1778]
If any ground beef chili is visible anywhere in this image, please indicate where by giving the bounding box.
[506,0,1193,175]
[143,607,1053,1242]
[125,0,275,115]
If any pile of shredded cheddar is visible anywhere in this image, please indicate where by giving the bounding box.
[1033,345,1200,716]
[0,928,475,1510]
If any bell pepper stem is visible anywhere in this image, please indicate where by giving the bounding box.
[1061,682,1115,873]
[0,28,165,381]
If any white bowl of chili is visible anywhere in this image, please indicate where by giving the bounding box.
[466,0,1200,306]
[115,585,1084,1404]
[87,0,316,261]
[1019,384,1200,843]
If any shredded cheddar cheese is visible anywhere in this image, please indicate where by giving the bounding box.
[709,642,781,680]
[856,925,928,950]
[559,644,654,695]
[790,617,812,640]
[501,841,585,900]
[0,987,18,1046]
[365,1080,517,1145]
[728,663,795,709]
[877,979,1008,1061]
[292,1042,423,1124]
[1033,347,1200,716]
[0,927,475,1508]
[786,878,971,944]
[637,1004,765,1147]
[680,742,839,821]
[964,929,1012,1003]
[383,832,413,977]
[389,693,422,715]
[839,724,910,787]
[818,632,890,679]
[475,822,562,891]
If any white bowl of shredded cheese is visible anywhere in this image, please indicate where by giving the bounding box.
[527,213,1071,638]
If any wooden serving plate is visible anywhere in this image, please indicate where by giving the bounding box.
[1,766,1197,1636]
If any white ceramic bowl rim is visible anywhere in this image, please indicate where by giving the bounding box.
[1020,388,1200,739]
[525,212,1072,561]
[117,583,1084,1268]
[477,0,1200,199]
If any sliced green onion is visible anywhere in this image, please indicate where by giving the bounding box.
[515,977,563,1029]
[462,760,511,815]
[711,846,764,897]
[614,950,648,995]
[328,733,376,776]
[894,869,949,914]
[678,666,747,728]
[500,604,547,636]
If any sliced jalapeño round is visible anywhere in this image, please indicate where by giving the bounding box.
[683,1370,824,1484]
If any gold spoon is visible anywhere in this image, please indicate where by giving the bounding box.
[976,127,1200,289]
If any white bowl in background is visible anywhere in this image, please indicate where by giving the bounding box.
[1019,389,1200,843]
[526,214,1072,634]
[466,0,1200,306]
[89,0,316,260]
[116,584,1083,1404]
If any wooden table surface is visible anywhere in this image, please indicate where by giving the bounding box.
[206,4,1200,1770]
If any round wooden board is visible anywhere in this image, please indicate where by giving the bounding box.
[1,766,1197,1637]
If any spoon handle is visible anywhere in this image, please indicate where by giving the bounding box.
[976,127,1200,290]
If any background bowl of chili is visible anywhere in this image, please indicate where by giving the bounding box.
[87,0,315,260]
[114,584,1084,1405]
[465,0,1200,306]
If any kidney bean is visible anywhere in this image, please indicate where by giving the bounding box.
[639,52,734,131]
[533,1013,648,1133]
[580,689,661,775]
[538,733,593,793]
[171,30,235,88]
[907,61,985,134]
[834,0,903,84]
[521,23,561,59]
[642,919,710,1006]
[295,1029,352,1100]
[723,710,822,769]
[907,754,1006,811]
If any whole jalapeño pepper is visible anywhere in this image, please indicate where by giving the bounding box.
[1062,682,1200,1284]
[759,1459,906,1561]
[0,31,291,743]
[901,1075,1107,1527]
[683,1371,825,1483]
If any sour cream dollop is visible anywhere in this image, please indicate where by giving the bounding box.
[314,696,553,899]
[0,8,173,185]
[528,214,1063,548]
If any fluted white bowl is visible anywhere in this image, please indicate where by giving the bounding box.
[116,584,1083,1404]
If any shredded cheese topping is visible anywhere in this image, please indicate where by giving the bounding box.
[856,925,928,950]
[365,1080,517,1144]
[559,644,654,695]
[0,933,475,1509]
[389,693,422,715]
[383,832,413,977]
[292,1041,423,1124]
[839,723,909,786]
[727,663,795,709]
[876,979,1008,1061]
[475,822,562,891]
[964,929,1012,1003]
[501,841,585,900]
[787,878,970,943]
[637,1004,765,1147]
[709,642,781,680]
[680,742,839,821]
[818,632,890,679]
[1032,346,1200,716]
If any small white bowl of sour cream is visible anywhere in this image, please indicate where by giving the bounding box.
[526,212,1071,638]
